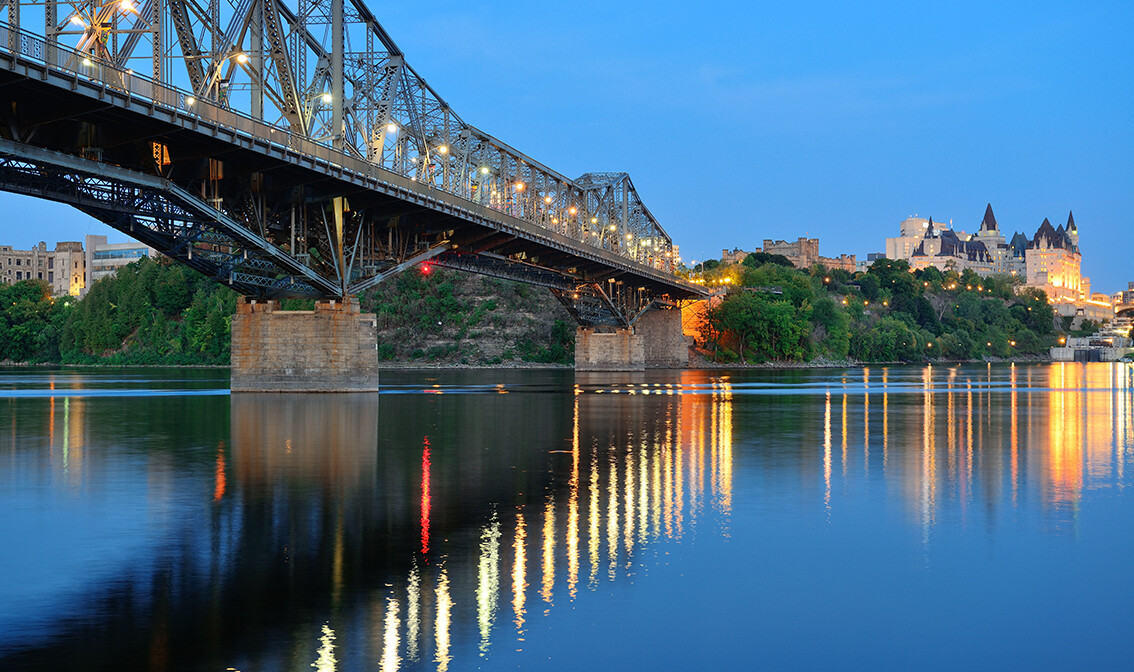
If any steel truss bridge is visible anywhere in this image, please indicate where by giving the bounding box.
[0,0,704,327]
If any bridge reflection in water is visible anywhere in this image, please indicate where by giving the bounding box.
[2,364,1133,670]
[225,373,735,671]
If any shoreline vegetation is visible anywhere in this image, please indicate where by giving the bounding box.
[0,255,1100,369]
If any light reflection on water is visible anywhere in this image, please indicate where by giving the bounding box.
[0,363,1132,670]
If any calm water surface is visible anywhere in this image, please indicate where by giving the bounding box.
[1,364,1133,671]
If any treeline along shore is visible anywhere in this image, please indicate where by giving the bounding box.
[0,254,1101,367]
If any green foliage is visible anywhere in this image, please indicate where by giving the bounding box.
[703,291,810,363]
[361,267,575,365]
[0,258,235,365]
[741,252,795,269]
[0,280,67,362]
[515,319,575,364]
[850,317,928,362]
[809,297,850,359]
[696,254,1059,364]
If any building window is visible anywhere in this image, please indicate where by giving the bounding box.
[38,272,42,279]
[48,258,54,270]
[15,259,20,266]
[48,272,54,283]
[92,248,148,261]
[15,271,21,280]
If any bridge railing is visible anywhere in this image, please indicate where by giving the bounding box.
[0,20,681,276]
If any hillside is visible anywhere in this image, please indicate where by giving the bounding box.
[0,254,1084,367]
[0,258,574,366]
[692,256,1060,363]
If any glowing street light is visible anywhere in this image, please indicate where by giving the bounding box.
[320,92,333,104]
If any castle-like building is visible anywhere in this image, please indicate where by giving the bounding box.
[886,204,1103,317]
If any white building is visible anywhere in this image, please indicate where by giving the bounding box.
[84,234,157,294]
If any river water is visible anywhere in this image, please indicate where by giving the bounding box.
[1,364,1133,671]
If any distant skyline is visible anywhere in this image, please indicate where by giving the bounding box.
[4,0,1131,292]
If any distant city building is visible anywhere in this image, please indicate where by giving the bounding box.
[1051,315,1134,362]
[721,248,749,265]
[856,252,886,273]
[760,237,855,272]
[882,204,1108,316]
[1025,213,1083,303]
[1113,282,1134,314]
[763,237,819,268]
[84,234,157,295]
[0,241,86,296]
[970,204,1027,276]
[52,242,86,297]
[885,216,934,262]
[906,217,994,275]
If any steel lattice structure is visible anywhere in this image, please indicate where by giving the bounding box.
[0,0,704,325]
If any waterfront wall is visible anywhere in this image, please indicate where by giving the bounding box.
[1051,346,1134,362]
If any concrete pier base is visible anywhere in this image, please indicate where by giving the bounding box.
[575,328,644,371]
[231,297,378,392]
[636,308,689,368]
[574,308,689,371]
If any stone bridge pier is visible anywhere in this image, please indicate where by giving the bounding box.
[231,300,689,391]
[231,297,379,392]
[574,308,688,371]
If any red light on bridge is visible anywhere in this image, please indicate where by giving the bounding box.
[420,262,432,275]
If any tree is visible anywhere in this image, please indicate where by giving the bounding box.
[704,291,811,362]
[810,297,850,359]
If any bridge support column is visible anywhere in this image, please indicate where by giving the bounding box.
[231,297,378,392]
[574,309,689,372]
[575,328,644,371]
[637,308,689,368]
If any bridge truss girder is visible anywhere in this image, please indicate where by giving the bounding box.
[0,0,706,327]
[0,0,683,274]
[0,138,337,297]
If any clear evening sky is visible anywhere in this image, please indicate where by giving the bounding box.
[6,0,1131,291]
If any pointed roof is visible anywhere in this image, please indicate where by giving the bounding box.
[1067,210,1077,232]
[925,217,936,238]
[1009,231,1030,256]
[981,203,998,231]
[1029,218,1065,249]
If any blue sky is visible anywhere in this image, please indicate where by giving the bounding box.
[9,0,1132,291]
